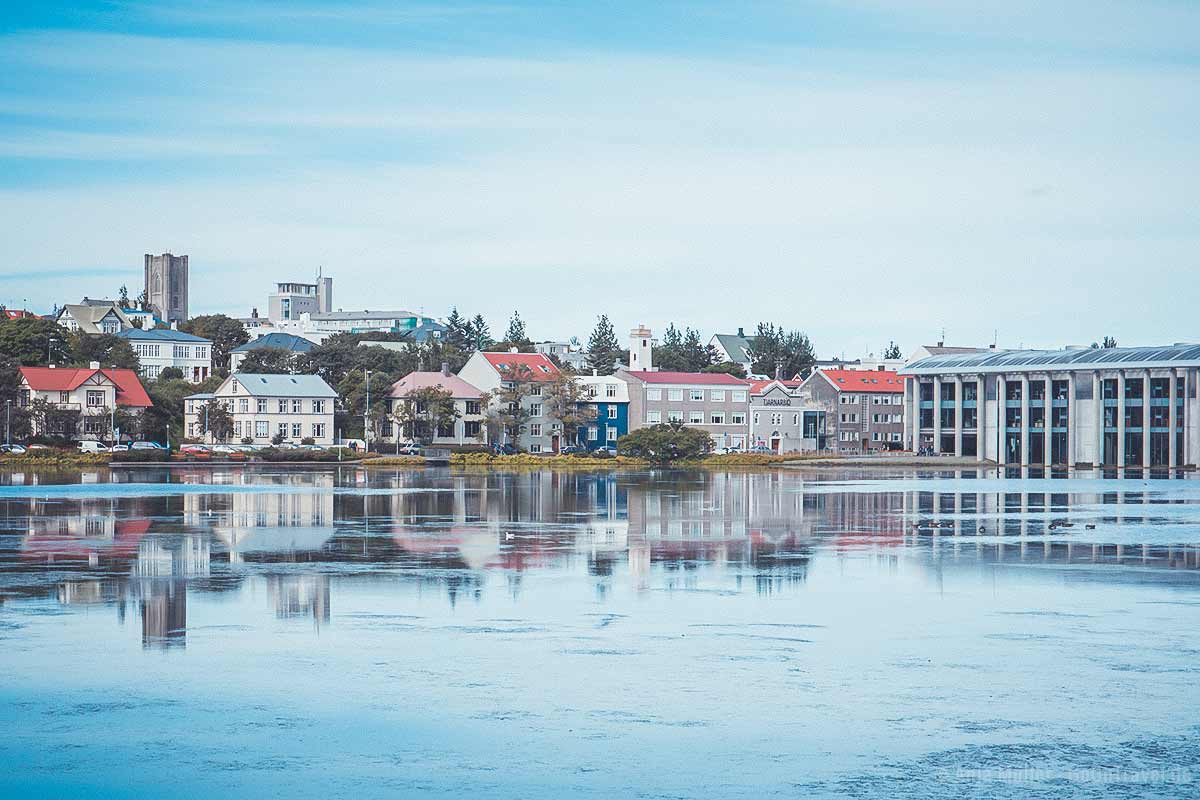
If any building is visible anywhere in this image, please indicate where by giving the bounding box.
[906,342,986,364]
[535,341,587,371]
[709,328,754,375]
[458,350,563,453]
[118,328,212,381]
[802,368,905,453]
[282,309,440,337]
[17,365,152,441]
[56,300,130,335]
[184,373,336,445]
[748,379,828,453]
[229,332,314,372]
[144,253,189,324]
[901,343,1200,468]
[574,373,630,450]
[383,365,486,447]
[120,308,161,330]
[267,271,332,323]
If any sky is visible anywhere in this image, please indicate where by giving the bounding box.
[1,1,1198,358]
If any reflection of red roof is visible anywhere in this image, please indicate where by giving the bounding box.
[623,371,749,386]
[810,368,903,393]
[480,352,560,382]
[21,518,151,562]
[20,367,152,407]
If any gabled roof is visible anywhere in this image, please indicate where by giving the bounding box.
[480,352,561,382]
[621,370,749,386]
[57,303,129,334]
[226,373,336,398]
[19,367,152,407]
[117,328,210,343]
[389,371,483,399]
[231,332,314,353]
[808,368,904,393]
[749,378,802,395]
[711,333,752,363]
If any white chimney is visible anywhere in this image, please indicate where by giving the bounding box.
[89,361,100,370]
[509,347,519,354]
[629,325,653,371]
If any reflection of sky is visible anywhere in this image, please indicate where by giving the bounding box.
[1,467,1198,796]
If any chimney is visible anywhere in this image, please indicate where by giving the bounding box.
[592,368,597,376]
[171,321,178,330]
[441,361,450,376]
[737,327,744,337]
[89,361,100,370]
[937,339,944,348]
[509,347,519,354]
[48,364,55,369]
[989,343,997,349]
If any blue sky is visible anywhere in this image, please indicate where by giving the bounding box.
[1,1,1198,356]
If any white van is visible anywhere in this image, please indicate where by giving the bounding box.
[78,441,108,454]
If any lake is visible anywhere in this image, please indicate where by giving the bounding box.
[0,465,1197,798]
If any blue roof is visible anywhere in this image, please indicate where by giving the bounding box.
[904,343,1200,375]
[231,332,315,353]
[117,328,210,343]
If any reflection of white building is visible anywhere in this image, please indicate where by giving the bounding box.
[267,575,331,624]
[183,479,335,561]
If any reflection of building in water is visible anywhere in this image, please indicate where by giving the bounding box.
[131,535,210,649]
[266,574,330,625]
[138,578,187,648]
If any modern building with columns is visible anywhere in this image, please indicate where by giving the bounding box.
[902,344,1200,468]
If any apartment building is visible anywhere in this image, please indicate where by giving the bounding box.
[574,373,630,450]
[118,327,212,381]
[185,373,336,445]
[458,350,563,453]
[384,365,487,446]
[802,368,905,453]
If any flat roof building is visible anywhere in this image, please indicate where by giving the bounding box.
[902,343,1200,468]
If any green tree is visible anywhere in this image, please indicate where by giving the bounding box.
[586,315,621,376]
[336,369,394,441]
[703,361,747,378]
[136,288,150,311]
[486,364,535,447]
[883,341,902,360]
[505,311,528,345]
[444,308,470,351]
[542,373,597,445]
[67,332,140,371]
[617,422,713,463]
[748,323,816,379]
[0,357,32,442]
[179,314,249,375]
[140,377,196,443]
[392,385,458,443]
[157,366,184,381]
[466,314,494,351]
[118,285,130,307]
[28,398,81,443]
[200,399,234,442]
[0,317,68,366]
[237,347,297,374]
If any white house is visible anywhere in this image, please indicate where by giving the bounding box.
[56,301,130,336]
[458,350,563,453]
[18,365,153,441]
[383,364,486,446]
[118,328,213,381]
[184,373,336,445]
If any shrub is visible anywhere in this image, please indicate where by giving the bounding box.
[616,423,713,463]
[111,449,171,463]
[300,437,315,445]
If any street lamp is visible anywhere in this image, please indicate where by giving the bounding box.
[364,368,371,453]
[5,399,11,446]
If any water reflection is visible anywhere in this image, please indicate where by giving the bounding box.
[2,466,1199,648]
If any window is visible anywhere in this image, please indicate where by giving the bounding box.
[587,385,598,398]
[313,399,325,414]
[647,388,662,401]
[689,411,704,424]
[841,413,858,423]
[588,426,599,441]
[239,398,249,413]
[292,399,302,413]
[278,399,288,413]
[529,423,542,437]
[731,412,745,425]
[530,386,542,397]
[464,421,481,437]
[646,411,661,424]
[668,389,684,401]
[465,401,480,415]
[86,390,104,407]
[257,399,268,414]
[711,412,725,425]
[731,391,747,403]
[710,390,725,402]
[690,389,704,401]
[529,443,542,453]
[668,410,683,423]
[529,403,542,417]
[255,421,269,437]
[234,421,243,436]
[292,423,302,438]
[606,426,617,441]
[59,391,70,404]
[607,406,618,419]
[605,384,617,398]
[278,423,288,439]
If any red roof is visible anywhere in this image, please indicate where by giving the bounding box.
[480,352,561,382]
[20,367,152,408]
[389,371,483,399]
[623,370,749,386]
[812,368,904,393]
[748,378,802,395]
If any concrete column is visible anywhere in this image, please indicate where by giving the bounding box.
[954,376,963,456]
[1093,372,1104,467]
[997,374,1006,464]
[1067,373,1076,467]
[1143,372,1152,469]
[976,377,985,463]
[1043,377,1052,468]
[1117,372,1126,467]
[932,376,942,453]
[1168,369,1178,467]
[1020,375,1030,467]
[910,379,920,452]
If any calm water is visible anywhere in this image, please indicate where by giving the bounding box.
[1,465,1198,799]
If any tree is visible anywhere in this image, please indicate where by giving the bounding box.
[0,357,32,442]
[748,323,816,379]
[136,288,150,312]
[1103,336,1117,349]
[67,332,140,371]
[586,315,621,376]
[653,324,713,372]
[883,341,902,360]
[0,316,68,366]
[466,314,494,351]
[201,399,234,442]
[616,422,713,463]
[131,316,144,329]
[543,373,597,445]
[237,347,297,375]
[336,369,394,441]
[140,377,197,443]
[28,398,81,443]
[179,314,249,375]
[158,366,184,381]
[505,311,528,345]
[392,386,458,444]
[486,364,535,447]
[703,361,747,378]
[444,308,471,351]
[118,285,130,307]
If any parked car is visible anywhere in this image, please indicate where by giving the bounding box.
[747,445,773,454]
[109,444,130,452]
[591,446,618,457]
[560,444,586,455]
[131,441,168,451]
[78,441,108,454]
[0,444,27,454]
[395,444,422,456]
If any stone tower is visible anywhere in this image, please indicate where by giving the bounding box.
[144,252,189,323]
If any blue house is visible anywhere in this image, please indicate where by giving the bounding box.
[574,375,630,450]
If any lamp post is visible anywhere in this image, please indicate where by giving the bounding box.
[47,336,59,365]
[204,402,209,444]
[5,399,11,446]
[364,368,371,453]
